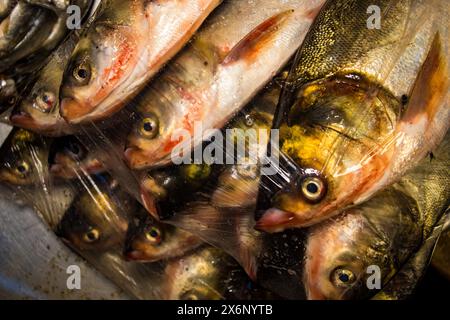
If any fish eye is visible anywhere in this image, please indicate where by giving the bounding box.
[331,267,356,287]
[72,61,91,85]
[139,116,159,138]
[300,176,326,203]
[65,141,85,160]
[35,91,56,113]
[14,161,30,177]
[83,228,100,243]
[145,226,162,244]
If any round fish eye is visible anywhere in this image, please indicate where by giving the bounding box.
[14,161,30,177]
[72,62,91,85]
[300,176,326,203]
[65,141,85,159]
[83,228,100,243]
[139,116,159,138]
[331,267,356,287]
[145,226,162,244]
[35,91,56,113]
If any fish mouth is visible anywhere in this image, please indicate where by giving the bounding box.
[254,208,297,233]
[124,146,151,170]
[10,111,39,130]
[123,248,151,262]
[60,96,94,124]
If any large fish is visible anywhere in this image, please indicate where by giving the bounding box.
[59,0,222,124]
[301,129,450,299]
[123,0,325,170]
[123,213,202,262]
[10,32,80,136]
[256,0,449,232]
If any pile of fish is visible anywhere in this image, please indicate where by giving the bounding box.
[0,0,448,300]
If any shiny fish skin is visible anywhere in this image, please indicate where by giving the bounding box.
[303,131,450,299]
[123,213,202,262]
[256,0,449,232]
[49,135,105,179]
[10,33,80,136]
[59,0,222,124]
[56,176,136,252]
[123,0,325,170]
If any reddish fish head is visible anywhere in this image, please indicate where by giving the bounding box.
[60,24,138,124]
[124,104,184,170]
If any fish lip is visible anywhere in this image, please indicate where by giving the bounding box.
[59,96,93,124]
[124,146,149,170]
[254,208,297,233]
[10,110,36,128]
[123,249,148,262]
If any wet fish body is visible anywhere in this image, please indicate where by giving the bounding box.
[123,0,326,169]
[59,0,222,124]
[256,0,449,231]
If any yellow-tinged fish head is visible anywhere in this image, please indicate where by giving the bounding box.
[49,136,104,179]
[56,182,132,251]
[60,22,138,124]
[11,80,64,134]
[124,103,180,169]
[0,129,49,186]
[124,214,201,262]
[256,74,401,232]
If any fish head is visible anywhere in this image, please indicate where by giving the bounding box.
[49,136,103,178]
[60,22,138,123]
[56,185,130,251]
[256,74,401,231]
[163,247,227,300]
[124,104,178,169]
[124,215,166,261]
[11,86,60,132]
[0,129,48,185]
[303,189,422,300]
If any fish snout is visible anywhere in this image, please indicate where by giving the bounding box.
[60,96,92,124]
[254,208,296,233]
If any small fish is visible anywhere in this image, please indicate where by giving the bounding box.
[10,32,80,136]
[123,213,202,262]
[49,136,104,179]
[256,0,449,231]
[0,128,50,186]
[59,0,221,124]
[56,176,135,251]
[123,0,325,169]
